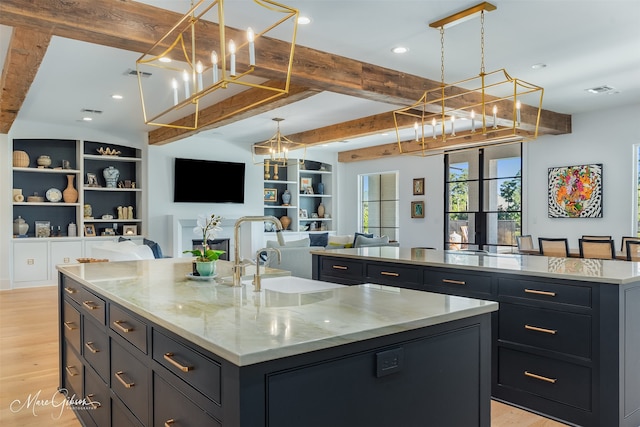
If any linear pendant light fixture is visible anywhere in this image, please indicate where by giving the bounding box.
[136,0,299,130]
[393,2,544,155]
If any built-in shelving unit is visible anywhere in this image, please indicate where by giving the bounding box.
[262,159,333,239]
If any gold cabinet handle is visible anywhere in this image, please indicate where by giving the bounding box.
[113,320,133,333]
[63,321,77,330]
[524,289,556,297]
[525,324,557,335]
[442,279,466,285]
[165,419,175,427]
[332,265,348,270]
[164,352,193,372]
[114,371,135,388]
[83,301,100,310]
[524,371,557,384]
[85,394,101,408]
[380,271,399,277]
[65,365,79,377]
[64,287,77,294]
[85,341,100,353]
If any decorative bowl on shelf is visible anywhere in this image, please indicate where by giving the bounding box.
[97,147,121,156]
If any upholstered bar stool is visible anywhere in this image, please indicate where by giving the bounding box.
[538,238,569,257]
[516,235,534,251]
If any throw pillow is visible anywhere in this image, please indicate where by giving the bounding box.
[118,236,130,242]
[143,238,164,259]
[354,235,390,248]
[353,232,373,248]
[328,235,353,248]
[309,232,329,247]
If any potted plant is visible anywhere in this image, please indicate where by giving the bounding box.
[183,214,225,276]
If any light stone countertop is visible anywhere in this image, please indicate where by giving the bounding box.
[313,247,640,284]
[57,258,497,366]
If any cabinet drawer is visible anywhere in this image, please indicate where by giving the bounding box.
[84,364,111,427]
[498,277,591,308]
[498,347,591,411]
[62,277,83,305]
[153,330,221,405]
[63,342,83,398]
[79,287,106,325]
[63,301,81,353]
[111,339,149,426]
[366,263,421,288]
[154,373,222,427]
[110,304,148,354]
[83,316,110,382]
[425,269,492,296]
[320,257,364,280]
[499,304,591,358]
[112,395,144,427]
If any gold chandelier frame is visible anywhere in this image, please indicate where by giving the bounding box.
[136,0,299,130]
[252,118,306,169]
[394,2,544,155]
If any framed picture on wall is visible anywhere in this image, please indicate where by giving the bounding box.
[123,225,137,236]
[84,224,96,237]
[411,201,425,218]
[413,178,425,195]
[547,163,603,218]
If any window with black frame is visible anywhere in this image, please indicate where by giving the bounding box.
[359,172,399,241]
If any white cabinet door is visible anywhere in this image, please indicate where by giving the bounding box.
[13,241,48,282]
[50,241,83,279]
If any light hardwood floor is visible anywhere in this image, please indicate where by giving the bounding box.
[0,286,568,427]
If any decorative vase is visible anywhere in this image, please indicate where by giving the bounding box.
[63,174,78,203]
[279,215,291,230]
[13,150,29,167]
[317,202,325,218]
[13,216,29,236]
[195,260,217,277]
[84,204,92,218]
[281,189,291,205]
[316,181,325,195]
[103,166,120,188]
[37,155,51,167]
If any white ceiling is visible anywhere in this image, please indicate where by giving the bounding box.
[2,0,639,153]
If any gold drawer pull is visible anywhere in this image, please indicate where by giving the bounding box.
[63,321,77,330]
[64,287,77,294]
[85,341,100,353]
[524,289,556,297]
[524,371,557,384]
[83,301,100,310]
[65,365,79,377]
[442,279,466,285]
[525,324,557,335]
[332,265,348,270]
[380,271,399,277]
[113,320,133,333]
[165,419,175,427]
[164,352,193,372]
[115,371,135,388]
[85,394,101,408]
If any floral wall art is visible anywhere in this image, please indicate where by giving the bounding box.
[547,163,602,218]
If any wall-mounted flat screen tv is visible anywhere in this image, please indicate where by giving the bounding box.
[174,157,245,203]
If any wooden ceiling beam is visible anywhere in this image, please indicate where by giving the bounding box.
[0,27,52,133]
[0,0,571,143]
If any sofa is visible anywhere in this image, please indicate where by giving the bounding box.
[264,232,398,279]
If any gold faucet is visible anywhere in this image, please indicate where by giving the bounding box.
[233,216,285,287]
[253,247,281,291]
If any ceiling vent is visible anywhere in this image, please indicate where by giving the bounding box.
[585,85,615,94]
[126,69,152,78]
[81,108,103,114]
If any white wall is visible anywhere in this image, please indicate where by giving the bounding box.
[524,104,640,249]
[336,154,445,249]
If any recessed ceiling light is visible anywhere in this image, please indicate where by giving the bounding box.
[392,46,409,54]
[531,63,547,70]
[297,16,311,25]
[82,117,93,121]
[585,85,615,94]
[159,57,172,63]
[111,94,123,100]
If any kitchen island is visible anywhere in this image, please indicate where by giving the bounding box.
[312,247,640,427]
[57,258,497,427]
